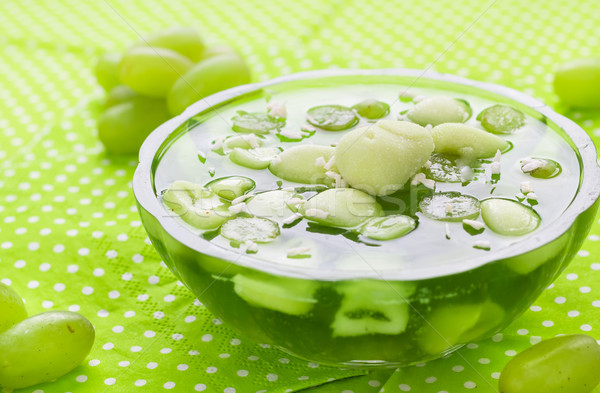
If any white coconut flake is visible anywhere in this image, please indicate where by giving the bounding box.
[445,203,452,213]
[398,91,415,100]
[463,219,485,230]
[198,150,206,160]
[521,158,544,173]
[526,192,538,201]
[279,129,304,139]
[244,240,258,253]
[461,166,474,182]
[315,156,327,167]
[231,193,253,205]
[493,149,502,163]
[411,173,435,189]
[228,202,248,214]
[520,181,534,194]
[304,208,329,219]
[425,124,433,131]
[445,223,451,239]
[287,246,311,258]
[324,156,336,170]
[211,137,224,151]
[396,114,407,121]
[241,133,260,148]
[286,197,305,207]
[267,100,287,118]
[325,171,337,179]
[270,155,282,165]
[301,124,317,132]
[491,162,501,175]
[208,167,216,176]
[423,160,432,169]
[473,240,491,250]
[515,192,526,199]
[282,212,303,225]
[413,95,425,103]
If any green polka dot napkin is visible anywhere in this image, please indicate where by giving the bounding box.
[0,0,599,392]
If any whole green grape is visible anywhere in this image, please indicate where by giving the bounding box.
[167,53,251,115]
[0,283,27,333]
[0,311,95,390]
[94,52,122,91]
[499,334,600,393]
[200,45,240,61]
[98,96,170,154]
[554,58,600,107]
[104,85,138,108]
[119,46,194,97]
[136,26,205,61]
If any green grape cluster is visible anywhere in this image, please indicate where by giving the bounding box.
[0,283,95,390]
[94,27,251,154]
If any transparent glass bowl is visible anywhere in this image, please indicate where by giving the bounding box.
[133,70,600,367]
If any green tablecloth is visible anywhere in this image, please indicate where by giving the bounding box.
[0,0,599,392]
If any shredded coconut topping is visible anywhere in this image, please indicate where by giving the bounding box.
[278,129,304,139]
[462,219,485,230]
[423,160,432,169]
[197,150,206,159]
[211,137,224,151]
[493,149,502,163]
[270,155,282,165]
[244,240,258,253]
[526,192,538,201]
[241,133,260,148]
[286,197,305,207]
[473,240,491,250]
[521,158,544,173]
[282,212,303,225]
[228,202,248,214]
[287,246,311,258]
[323,156,336,171]
[301,124,317,132]
[520,181,534,194]
[445,223,451,239]
[267,100,287,118]
[515,192,526,199]
[411,173,435,189]
[304,208,329,219]
[231,194,253,205]
[445,203,453,213]
[490,162,501,175]
[208,167,216,176]
[315,156,327,167]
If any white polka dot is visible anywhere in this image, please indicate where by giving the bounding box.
[399,384,411,391]
[177,364,189,371]
[118,361,130,367]
[464,381,477,389]
[580,286,591,293]
[195,384,206,391]
[161,348,172,354]
[581,324,593,331]
[131,346,142,352]
[542,320,554,327]
[124,311,136,318]
[566,273,578,280]
[591,263,600,271]
[568,310,580,317]
[109,290,120,299]
[104,378,116,385]
[97,309,109,317]
[172,333,183,340]
[425,376,437,383]
[164,382,175,389]
[42,300,53,308]
[112,326,124,333]
[517,329,529,335]
[82,286,94,295]
[132,254,144,263]
[185,315,196,323]
[164,294,175,302]
[237,370,249,377]
[135,380,147,387]
[224,388,235,393]
[28,280,39,289]
[452,365,464,372]
[267,373,278,381]
[89,359,100,367]
[202,334,213,342]
[93,268,104,277]
[148,276,160,284]
[144,330,156,338]
[555,296,566,304]
[147,362,158,369]
[230,338,241,345]
[206,367,218,373]
[368,380,381,387]
[478,358,490,364]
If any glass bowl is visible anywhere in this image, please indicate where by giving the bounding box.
[133,69,600,368]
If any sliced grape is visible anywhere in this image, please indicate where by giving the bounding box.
[419,192,480,222]
[119,46,194,97]
[460,300,505,342]
[137,27,205,61]
[94,52,122,91]
[231,112,284,134]
[477,104,525,134]
[520,157,562,178]
[206,176,255,200]
[269,144,336,186]
[406,96,472,126]
[104,85,138,108]
[481,198,540,236]
[424,153,463,182]
[232,274,318,315]
[418,303,483,354]
[220,217,280,243]
[499,334,600,393]
[352,99,390,119]
[331,280,416,337]
[229,147,282,169]
[0,283,27,334]
[306,105,358,131]
[167,54,251,115]
[246,190,302,221]
[97,96,171,155]
[554,59,600,108]
[432,123,510,158]
[300,188,383,228]
[0,311,95,390]
[162,180,232,230]
[359,215,417,240]
[335,120,434,196]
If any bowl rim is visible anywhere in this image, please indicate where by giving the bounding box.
[133,68,600,281]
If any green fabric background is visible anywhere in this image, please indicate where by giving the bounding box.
[0,0,599,392]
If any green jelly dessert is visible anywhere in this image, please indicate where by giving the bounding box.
[143,73,590,367]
